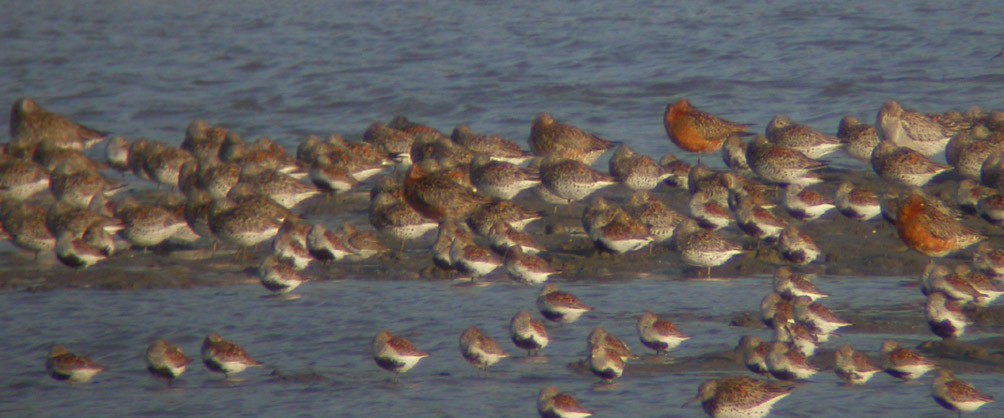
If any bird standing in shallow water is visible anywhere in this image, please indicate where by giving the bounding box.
[372,330,429,378]
[636,311,689,354]
[201,333,263,378]
[459,326,509,373]
[537,387,592,418]
[146,339,193,382]
[683,376,793,418]
[931,369,994,418]
[46,345,105,383]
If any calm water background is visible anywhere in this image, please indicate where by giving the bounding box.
[2,0,1004,416]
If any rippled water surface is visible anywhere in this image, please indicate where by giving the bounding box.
[2,277,1002,417]
[3,0,1004,417]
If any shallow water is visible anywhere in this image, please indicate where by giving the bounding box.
[1,277,1002,417]
[2,1,1003,169]
[3,1,1004,417]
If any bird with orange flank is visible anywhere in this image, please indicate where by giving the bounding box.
[896,190,985,258]
[663,99,752,158]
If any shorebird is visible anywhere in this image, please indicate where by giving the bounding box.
[982,153,1004,190]
[504,245,559,285]
[115,199,189,250]
[510,311,550,356]
[736,336,771,376]
[369,176,439,248]
[403,160,490,221]
[624,191,684,243]
[682,376,792,418]
[0,202,56,258]
[258,255,305,294]
[880,340,936,381]
[871,141,951,188]
[487,221,545,255]
[46,345,105,383]
[773,320,820,358]
[732,193,786,244]
[450,124,532,165]
[672,218,743,277]
[977,192,1004,225]
[408,133,474,168]
[658,154,693,189]
[587,344,624,383]
[201,333,263,378]
[181,120,228,162]
[468,155,539,200]
[537,387,592,418]
[608,144,674,191]
[782,184,835,221]
[271,219,313,270]
[539,155,617,206]
[663,99,751,158]
[765,341,818,381]
[792,296,850,338]
[765,115,843,159]
[746,136,824,186]
[467,200,544,236]
[895,190,985,258]
[49,160,126,209]
[309,155,359,195]
[337,224,388,260]
[143,145,197,189]
[0,158,50,202]
[9,97,106,153]
[721,135,753,176]
[947,129,1004,181]
[972,242,1004,277]
[234,168,320,210]
[459,327,509,373]
[210,193,288,239]
[931,369,995,417]
[450,239,503,279]
[536,284,593,324]
[833,345,882,385]
[772,267,828,300]
[778,225,820,265]
[372,330,429,377]
[582,196,617,242]
[364,122,415,165]
[877,100,956,157]
[307,224,356,263]
[921,264,989,306]
[835,182,882,221]
[54,226,114,269]
[145,339,193,382]
[529,113,617,164]
[837,115,880,162]
[636,311,689,354]
[760,292,793,330]
[587,327,639,363]
[957,180,993,215]
[592,210,652,254]
[925,291,969,340]
[688,191,733,231]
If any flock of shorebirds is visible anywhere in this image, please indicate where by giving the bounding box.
[10,95,1004,417]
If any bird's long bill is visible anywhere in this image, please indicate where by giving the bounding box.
[680,394,699,408]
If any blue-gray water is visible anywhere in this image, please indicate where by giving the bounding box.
[2,277,1001,417]
[2,0,1004,417]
